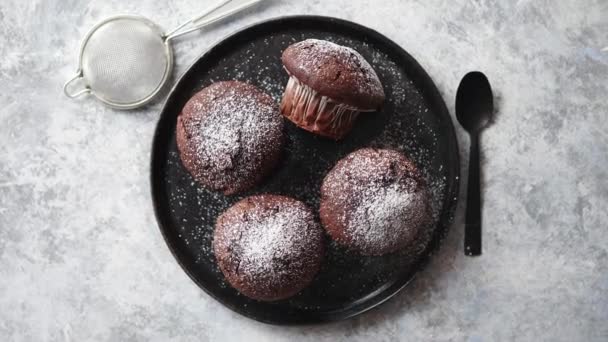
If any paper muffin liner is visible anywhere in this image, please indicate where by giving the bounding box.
[280,75,372,140]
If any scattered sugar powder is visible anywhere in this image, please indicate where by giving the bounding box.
[191,87,271,166]
[165,33,456,294]
[179,82,283,191]
[348,183,428,252]
[237,207,309,276]
[321,148,433,255]
[285,39,384,97]
[216,201,323,283]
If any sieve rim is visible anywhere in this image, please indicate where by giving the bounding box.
[76,15,173,110]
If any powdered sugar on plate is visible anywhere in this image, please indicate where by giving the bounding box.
[159,28,458,308]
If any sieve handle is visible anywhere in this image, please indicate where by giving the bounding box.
[165,0,264,41]
[63,71,91,98]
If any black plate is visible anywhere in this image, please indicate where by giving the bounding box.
[151,15,459,325]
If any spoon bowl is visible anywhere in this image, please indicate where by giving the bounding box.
[456,71,493,132]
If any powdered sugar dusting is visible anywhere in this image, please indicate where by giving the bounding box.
[290,39,364,70]
[233,206,313,277]
[214,196,324,300]
[192,91,267,170]
[283,39,384,103]
[321,148,432,255]
[349,183,427,252]
[163,30,457,306]
[177,81,284,194]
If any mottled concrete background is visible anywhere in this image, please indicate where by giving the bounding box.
[1,0,607,341]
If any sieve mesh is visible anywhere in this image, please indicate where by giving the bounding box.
[81,17,171,105]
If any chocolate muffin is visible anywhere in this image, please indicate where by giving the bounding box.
[319,148,432,256]
[213,195,325,301]
[280,39,385,140]
[176,81,284,195]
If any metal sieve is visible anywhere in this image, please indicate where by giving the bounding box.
[63,0,264,110]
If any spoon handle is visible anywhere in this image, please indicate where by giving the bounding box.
[465,134,482,256]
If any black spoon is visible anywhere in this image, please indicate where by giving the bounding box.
[456,71,493,256]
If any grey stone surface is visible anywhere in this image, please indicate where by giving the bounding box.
[1,0,607,341]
